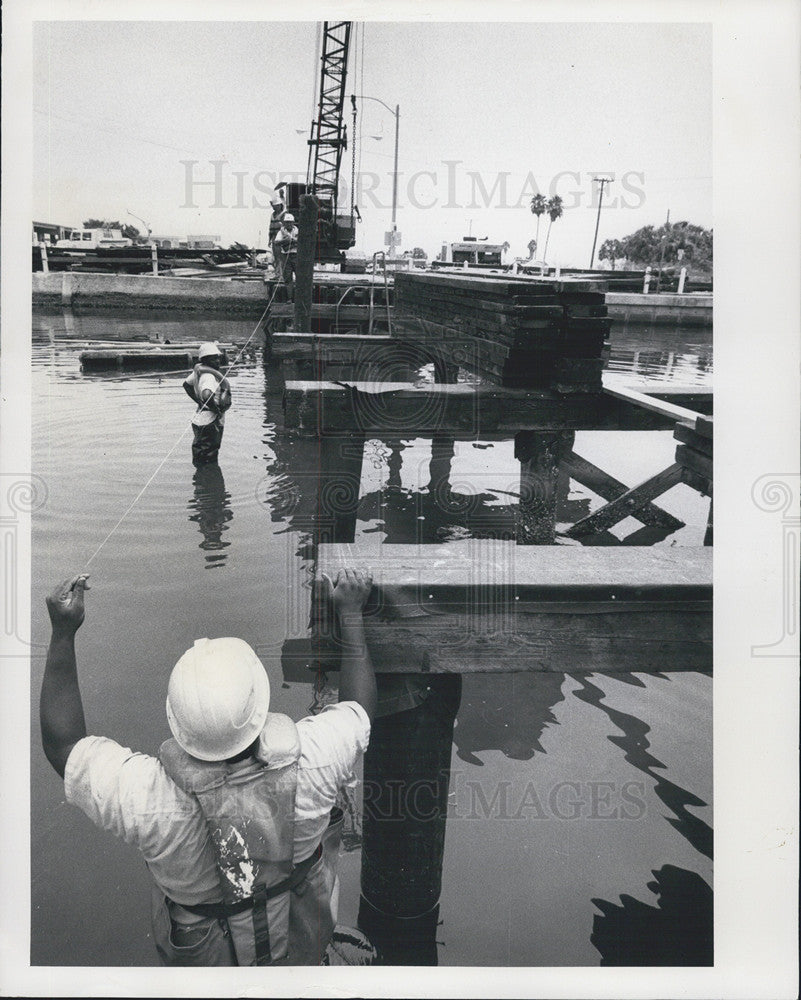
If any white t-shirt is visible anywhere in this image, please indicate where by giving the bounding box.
[184,371,226,427]
[64,701,370,906]
[274,227,298,253]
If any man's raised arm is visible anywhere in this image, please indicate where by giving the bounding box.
[40,575,90,778]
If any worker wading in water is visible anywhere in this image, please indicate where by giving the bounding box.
[272,213,298,301]
[40,568,377,966]
[183,342,231,467]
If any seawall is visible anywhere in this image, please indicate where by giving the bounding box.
[605,292,712,327]
[33,272,269,315]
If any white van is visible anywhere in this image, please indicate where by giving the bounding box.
[55,228,133,250]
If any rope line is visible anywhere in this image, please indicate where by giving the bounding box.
[84,286,279,568]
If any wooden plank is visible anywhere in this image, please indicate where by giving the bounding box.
[681,467,713,497]
[281,380,685,436]
[284,613,711,675]
[696,414,714,438]
[562,450,684,530]
[563,463,683,538]
[675,444,713,481]
[674,421,713,456]
[281,542,712,675]
[318,541,711,592]
[603,383,707,426]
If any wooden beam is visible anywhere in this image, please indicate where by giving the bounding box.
[603,382,709,430]
[282,542,712,676]
[562,450,684,531]
[674,421,713,457]
[563,463,683,538]
[281,380,683,436]
[675,444,713,481]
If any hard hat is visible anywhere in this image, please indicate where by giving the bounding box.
[282,214,295,224]
[198,342,220,360]
[166,638,270,761]
[198,341,220,360]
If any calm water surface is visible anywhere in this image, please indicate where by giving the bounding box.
[30,308,713,966]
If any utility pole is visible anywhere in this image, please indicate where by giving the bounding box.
[656,208,670,293]
[589,176,611,269]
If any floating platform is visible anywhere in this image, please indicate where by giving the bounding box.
[80,345,230,370]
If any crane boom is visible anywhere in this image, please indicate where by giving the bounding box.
[272,20,356,265]
[307,21,351,214]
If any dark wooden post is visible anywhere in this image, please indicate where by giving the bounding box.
[316,434,365,545]
[515,430,573,544]
[358,674,462,965]
[293,194,318,332]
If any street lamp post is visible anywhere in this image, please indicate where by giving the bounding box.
[352,94,400,257]
[589,176,612,269]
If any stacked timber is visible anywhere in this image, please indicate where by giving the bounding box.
[392,271,611,392]
[674,416,713,495]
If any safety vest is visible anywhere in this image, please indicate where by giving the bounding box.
[190,370,228,426]
[159,713,318,966]
[274,227,298,254]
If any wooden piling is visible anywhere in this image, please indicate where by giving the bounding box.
[293,194,318,332]
[358,673,462,964]
[515,430,573,543]
[315,434,365,544]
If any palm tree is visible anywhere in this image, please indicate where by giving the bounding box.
[530,194,547,250]
[542,195,564,261]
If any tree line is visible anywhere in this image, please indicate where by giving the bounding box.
[599,222,712,273]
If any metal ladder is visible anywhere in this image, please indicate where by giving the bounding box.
[369,252,393,336]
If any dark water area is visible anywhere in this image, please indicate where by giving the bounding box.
[30,308,712,966]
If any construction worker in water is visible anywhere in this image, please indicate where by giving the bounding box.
[183,342,231,467]
[40,568,377,965]
[272,213,298,301]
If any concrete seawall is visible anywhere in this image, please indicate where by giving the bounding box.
[605,292,712,327]
[33,273,713,327]
[33,271,269,315]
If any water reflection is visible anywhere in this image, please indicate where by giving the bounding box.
[572,674,713,859]
[591,864,712,965]
[453,672,567,765]
[187,463,233,568]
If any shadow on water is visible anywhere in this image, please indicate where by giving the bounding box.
[591,864,713,965]
[572,674,713,859]
[186,463,233,568]
[453,672,567,765]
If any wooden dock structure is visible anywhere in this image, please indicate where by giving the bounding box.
[266,257,713,964]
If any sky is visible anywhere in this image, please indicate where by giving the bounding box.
[32,19,711,265]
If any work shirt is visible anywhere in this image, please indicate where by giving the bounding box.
[64,701,370,907]
[184,371,226,428]
[274,227,298,254]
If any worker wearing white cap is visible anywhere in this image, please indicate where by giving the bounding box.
[272,213,298,301]
[182,342,231,466]
[40,568,377,965]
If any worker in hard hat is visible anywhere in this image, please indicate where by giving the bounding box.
[182,342,231,466]
[272,213,298,301]
[40,568,377,965]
